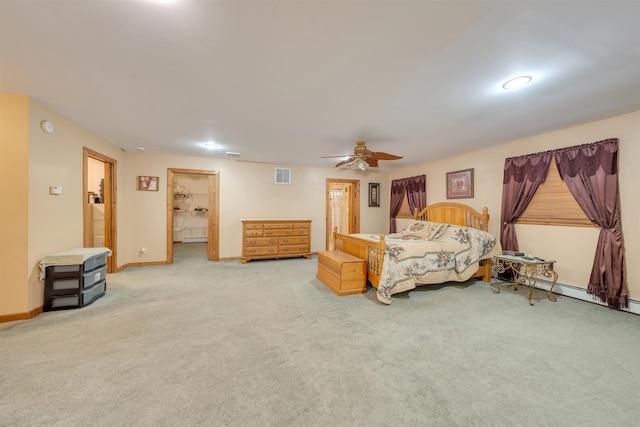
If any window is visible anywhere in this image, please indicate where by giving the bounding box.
[517,159,593,226]
[396,194,414,219]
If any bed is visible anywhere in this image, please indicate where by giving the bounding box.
[334,202,502,304]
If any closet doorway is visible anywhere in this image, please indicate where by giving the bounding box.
[325,179,360,250]
[83,147,117,273]
[166,168,219,263]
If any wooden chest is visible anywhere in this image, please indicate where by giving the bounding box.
[317,251,367,296]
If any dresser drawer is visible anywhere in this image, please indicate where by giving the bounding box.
[294,223,310,229]
[244,223,263,230]
[279,236,309,245]
[244,229,264,237]
[245,237,279,246]
[244,246,278,256]
[264,229,294,237]
[264,223,292,229]
[278,244,309,255]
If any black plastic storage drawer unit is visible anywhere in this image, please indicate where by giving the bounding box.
[43,252,108,311]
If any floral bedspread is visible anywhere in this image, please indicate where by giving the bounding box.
[371,223,501,304]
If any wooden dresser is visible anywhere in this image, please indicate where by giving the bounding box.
[242,219,311,263]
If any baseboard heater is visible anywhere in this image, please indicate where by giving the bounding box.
[519,276,639,315]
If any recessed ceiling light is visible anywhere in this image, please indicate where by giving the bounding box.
[204,142,218,149]
[144,0,178,4]
[502,75,532,90]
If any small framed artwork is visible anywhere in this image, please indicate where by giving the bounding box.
[137,176,159,191]
[369,182,380,207]
[446,168,474,199]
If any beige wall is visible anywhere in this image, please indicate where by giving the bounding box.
[26,99,127,310]
[2,90,637,316]
[389,111,640,300]
[123,152,389,263]
[0,93,29,316]
[4,93,389,316]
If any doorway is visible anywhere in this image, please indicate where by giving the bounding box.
[83,147,117,273]
[325,179,360,250]
[167,168,219,263]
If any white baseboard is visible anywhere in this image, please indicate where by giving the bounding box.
[524,278,639,315]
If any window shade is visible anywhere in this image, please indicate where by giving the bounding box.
[396,194,414,218]
[518,159,593,227]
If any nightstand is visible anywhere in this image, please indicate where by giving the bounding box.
[491,254,558,305]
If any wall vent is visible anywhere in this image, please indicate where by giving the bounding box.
[226,151,241,158]
[275,168,291,184]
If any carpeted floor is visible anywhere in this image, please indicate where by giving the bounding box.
[1,243,639,426]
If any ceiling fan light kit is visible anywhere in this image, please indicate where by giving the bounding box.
[322,141,402,169]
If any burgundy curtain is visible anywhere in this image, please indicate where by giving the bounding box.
[406,175,427,218]
[500,152,552,251]
[389,179,406,233]
[555,138,628,309]
[389,175,426,232]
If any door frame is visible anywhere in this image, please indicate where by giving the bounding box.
[83,147,117,273]
[167,168,219,262]
[325,178,360,250]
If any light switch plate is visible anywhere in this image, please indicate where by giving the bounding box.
[50,186,62,195]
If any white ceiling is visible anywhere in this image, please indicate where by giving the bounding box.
[1,0,639,171]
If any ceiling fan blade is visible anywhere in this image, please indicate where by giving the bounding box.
[365,157,379,167]
[324,142,401,166]
[335,156,357,167]
[371,152,403,160]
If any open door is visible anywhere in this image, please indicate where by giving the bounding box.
[83,148,117,273]
[167,168,219,263]
[326,179,360,250]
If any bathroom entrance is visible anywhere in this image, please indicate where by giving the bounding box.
[83,147,117,273]
[325,179,360,250]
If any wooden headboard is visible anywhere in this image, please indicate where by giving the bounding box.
[413,202,490,232]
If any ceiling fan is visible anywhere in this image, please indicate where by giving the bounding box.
[322,141,403,170]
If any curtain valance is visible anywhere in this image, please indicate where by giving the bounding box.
[555,138,618,179]
[500,137,627,309]
[503,152,553,184]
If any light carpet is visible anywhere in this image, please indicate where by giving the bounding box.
[1,243,639,426]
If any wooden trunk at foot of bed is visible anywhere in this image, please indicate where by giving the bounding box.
[334,202,493,289]
[334,232,386,288]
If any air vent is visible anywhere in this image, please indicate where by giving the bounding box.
[275,168,291,184]
[226,152,241,158]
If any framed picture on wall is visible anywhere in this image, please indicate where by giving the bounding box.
[369,183,380,207]
[138,176,159,191]
[446,168,474,199]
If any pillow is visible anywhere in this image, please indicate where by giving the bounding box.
[401,220,430,236]
[401,220,449,240]
[426,223,449,240]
